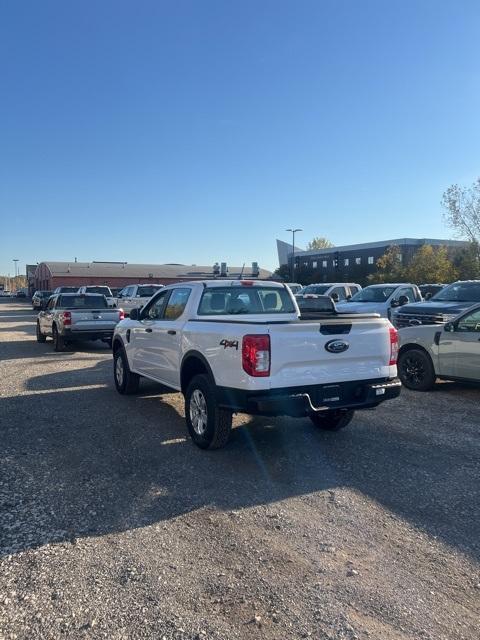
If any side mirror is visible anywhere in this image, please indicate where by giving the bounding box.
[398,295,409,306]
[424,292,432,300]
[129,308,140,320]
[390,299,399,308]
[331,293,339,303]
[444,322,455,333]
[346,294,352,300]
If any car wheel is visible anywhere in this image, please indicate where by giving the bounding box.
[398,349,436,391]
[113,347,140,394]
[310,409,355,431]
[36,321,47,343]
[185,374,232,449]
[52,325,66,352]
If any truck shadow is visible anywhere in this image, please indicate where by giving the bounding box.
[1,375,479,563]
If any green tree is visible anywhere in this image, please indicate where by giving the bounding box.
[306,237,334,250]
[451,242,480,280]
[367,245,405,283]
[404,245,458,284]
[272,264,291,281]
[442,178,480,243]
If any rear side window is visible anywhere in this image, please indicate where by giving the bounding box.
[57,295,107,309]
[198,287,295,315]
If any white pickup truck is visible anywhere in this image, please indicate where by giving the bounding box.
[112,280,401,449]
[115,283,164,315]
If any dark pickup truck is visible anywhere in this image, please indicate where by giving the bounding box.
[394,280,480,328]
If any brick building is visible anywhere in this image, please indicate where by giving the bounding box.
[33,261,271,292]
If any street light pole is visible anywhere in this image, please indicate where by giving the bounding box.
[13,259,19,290]
[285,229,302,282]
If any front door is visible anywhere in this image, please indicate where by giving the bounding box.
[452,308,480,380]
[131,288,191,388]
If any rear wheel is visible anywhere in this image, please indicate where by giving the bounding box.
[310,409,355,431]
[113,347,140,394]
[36,321,46,343]
[398,348,436,391]
[52,325,66,352]
[185,374,232,449]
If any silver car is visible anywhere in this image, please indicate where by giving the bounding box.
[398,304,480,390]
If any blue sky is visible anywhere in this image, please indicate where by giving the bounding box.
[1,0,479,275]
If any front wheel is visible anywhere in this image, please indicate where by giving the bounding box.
[310,409,355,431]
[398,348,436,391]
[113,347,140,394]
[36,321,46,343]
[185,374,232,449]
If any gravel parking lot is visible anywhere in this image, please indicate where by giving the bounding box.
[1,298,479,640]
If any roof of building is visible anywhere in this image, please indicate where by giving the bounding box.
[36,261,272,279]
[277,237,469,262]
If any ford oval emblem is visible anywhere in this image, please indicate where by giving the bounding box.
[325,339,349,354]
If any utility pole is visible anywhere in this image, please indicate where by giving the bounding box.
[286,229,302,282]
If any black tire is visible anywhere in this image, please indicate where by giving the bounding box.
[113,347,140,394]
[310,409,355,431]
[185,374,232,449]
[36,321,46,343]
[52,325,66,352]
[398,348,436,391]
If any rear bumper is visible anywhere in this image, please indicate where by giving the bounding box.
[216,378,401,417]
[63,329,114,341]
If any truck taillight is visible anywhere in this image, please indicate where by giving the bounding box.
[242,334,270,377]
[119,309,125,320]
[62,311,72,326]
[389,326,399,365]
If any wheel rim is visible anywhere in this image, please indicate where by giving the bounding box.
[190,389,208,435]
[402,356,425,385]
[115,356,124,386]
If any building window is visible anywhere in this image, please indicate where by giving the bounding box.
[355,257,361,265]
[368,256,374,265]
[322,260,327,268]
[344,258,349,266]
[312,261,317,268]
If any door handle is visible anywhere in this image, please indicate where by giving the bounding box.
[167,330,176,335]
[145,328,153,333]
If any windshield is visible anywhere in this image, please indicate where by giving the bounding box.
[198,286,296,315]
[431,282,480,302]
[302,285,330,295]
[350,286,397,302]
[85,286,112,296]
[58,295,108,309]
[138,285,163,297]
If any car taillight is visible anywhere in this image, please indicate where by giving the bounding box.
[389,326,399,365]
[63,311,72,326]
[242,334,270,377]
[119,309,125,320]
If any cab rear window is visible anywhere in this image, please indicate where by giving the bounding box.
[198,287,295,315]
[57,295,108,309]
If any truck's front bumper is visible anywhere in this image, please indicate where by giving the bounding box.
[216,378,401,417]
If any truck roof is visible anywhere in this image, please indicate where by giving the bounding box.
[173,279,285,289]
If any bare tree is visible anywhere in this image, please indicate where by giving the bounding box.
[442,178,480,243]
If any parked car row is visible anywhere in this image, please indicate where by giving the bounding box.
[29,277,480,449]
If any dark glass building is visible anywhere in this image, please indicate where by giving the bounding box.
[277,238,468,285]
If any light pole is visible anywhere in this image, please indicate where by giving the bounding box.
[286,228,302,282]
[13,259,19,291]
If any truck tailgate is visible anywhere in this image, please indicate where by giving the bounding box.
[269,317,393,387]
[71,309,119,331]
